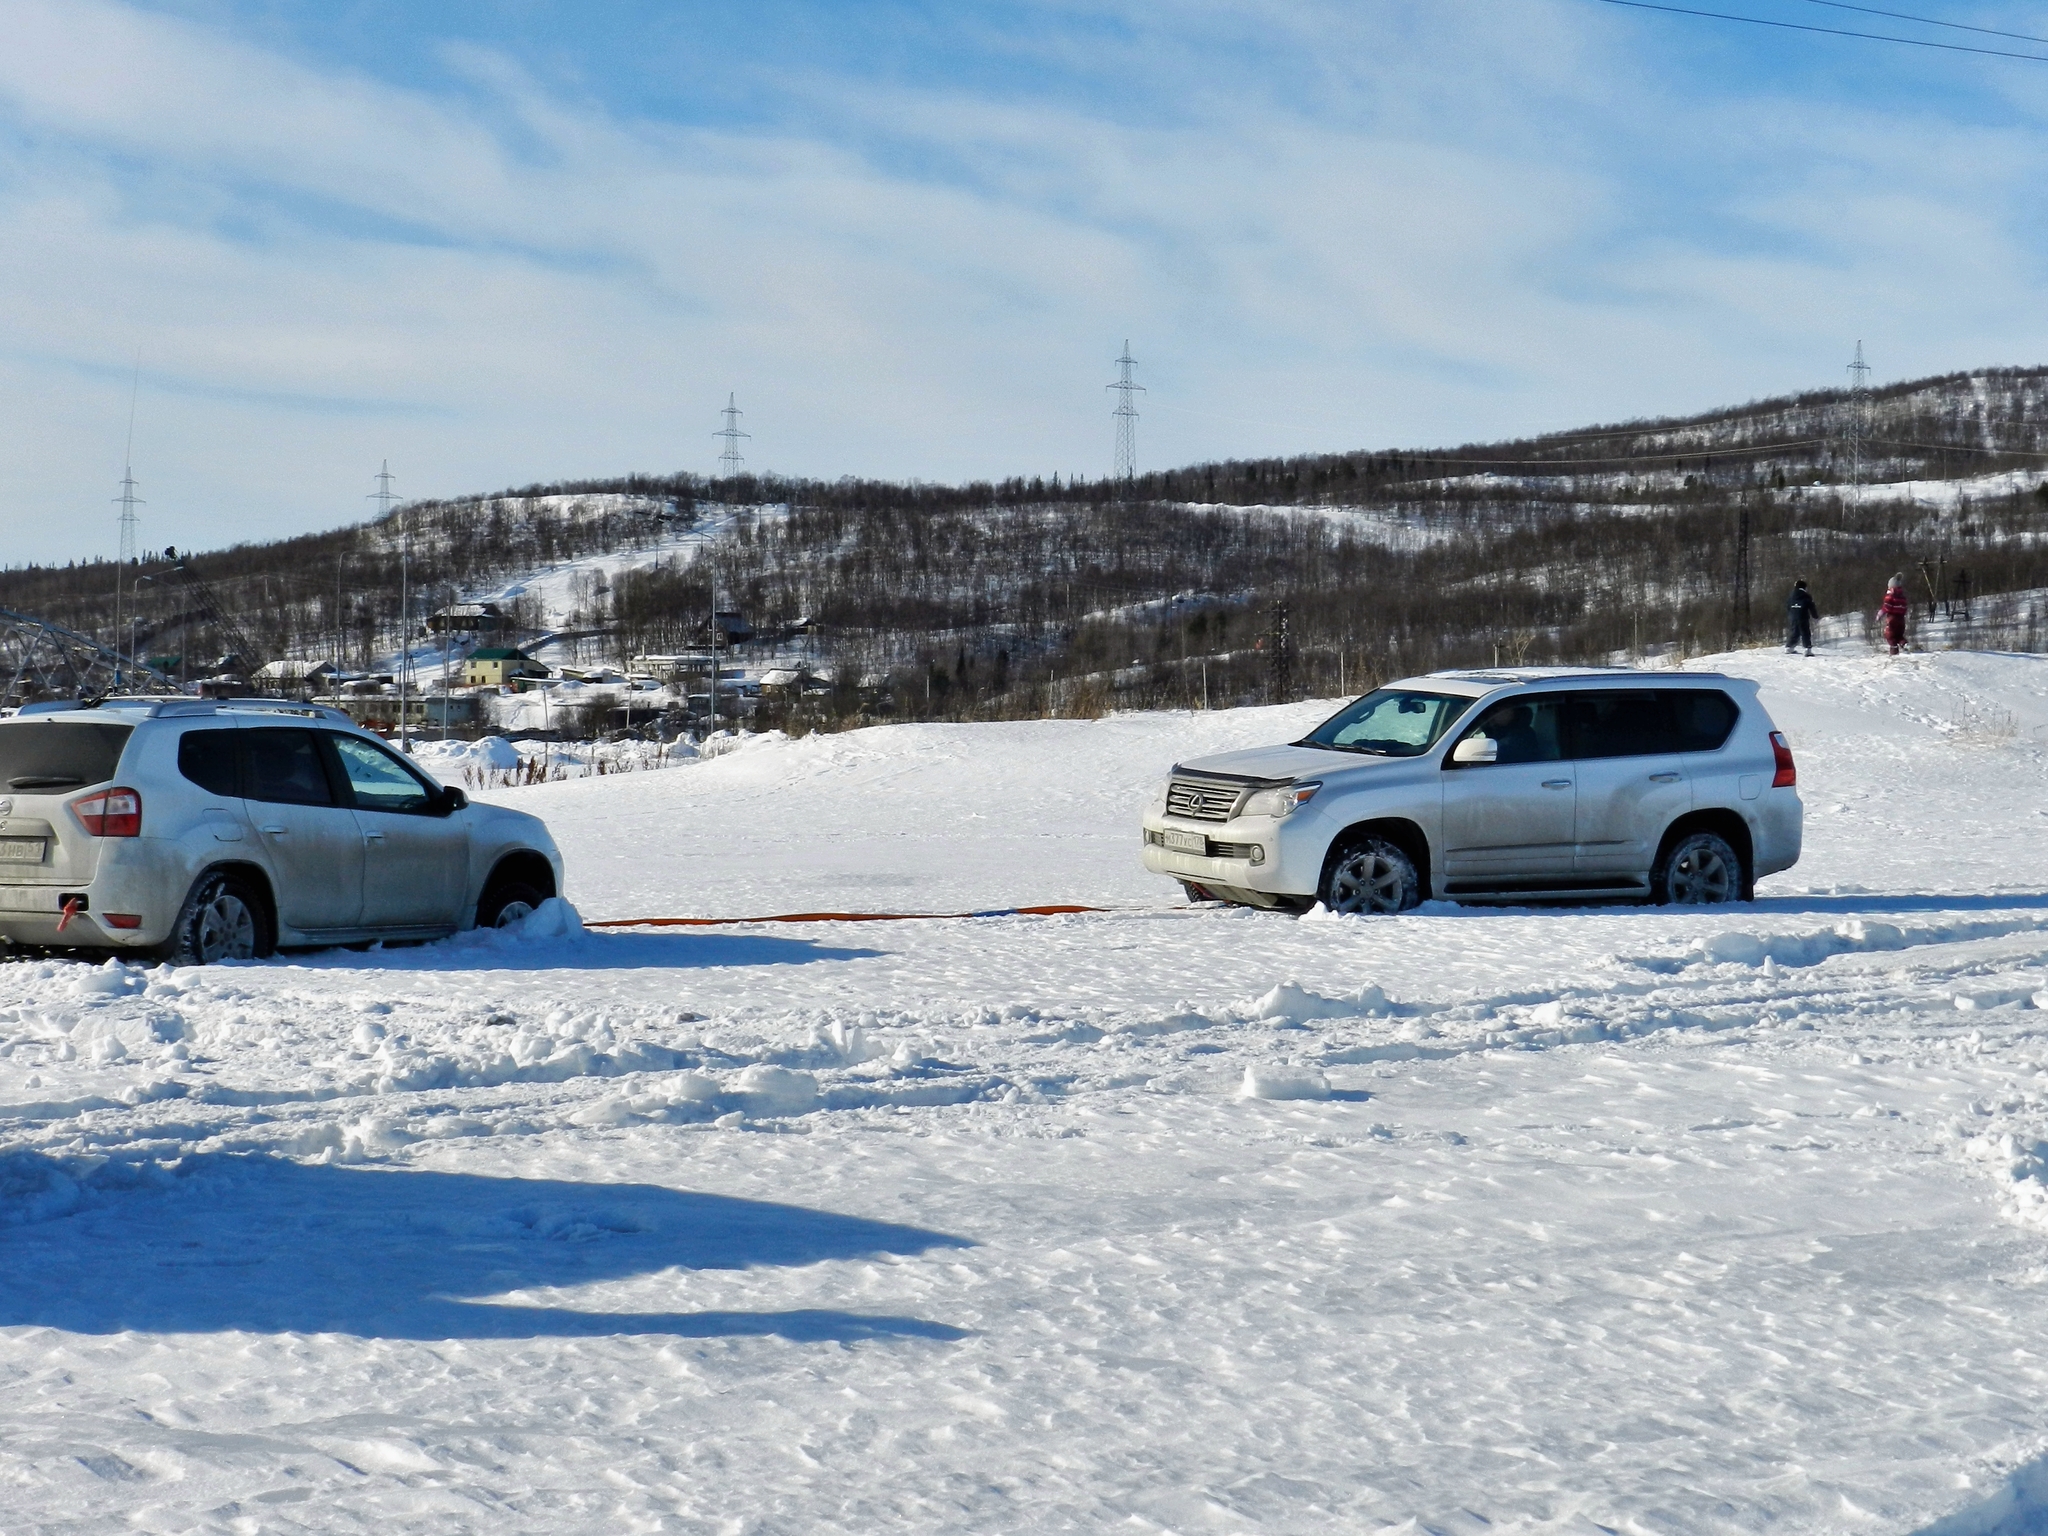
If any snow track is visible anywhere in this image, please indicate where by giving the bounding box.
[8,648,2048,1532]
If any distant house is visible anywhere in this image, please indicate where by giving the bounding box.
[464,647,549,688]
[429,602,509,635]
[254,659,340,691]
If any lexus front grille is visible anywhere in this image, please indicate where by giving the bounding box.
[1165,778,1240,823]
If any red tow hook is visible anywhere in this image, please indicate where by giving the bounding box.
[55,898,81,934]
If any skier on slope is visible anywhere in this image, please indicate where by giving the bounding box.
[1785,579,1820,656]
[1879,574,1911,655]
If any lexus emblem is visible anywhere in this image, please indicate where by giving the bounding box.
[0,799,12,817]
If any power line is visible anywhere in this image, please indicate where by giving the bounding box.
[1592,0,2048,63]
[1801,0,2048,48]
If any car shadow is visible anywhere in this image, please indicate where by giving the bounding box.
[1404,891,2048,921]
[0,1152,970,1343]
[292,929,888,973]
[1748,890,2048,918]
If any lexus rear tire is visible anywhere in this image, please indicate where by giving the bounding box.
[1652,831,1742,906]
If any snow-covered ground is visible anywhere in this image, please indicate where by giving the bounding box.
[9,647,2048,1533]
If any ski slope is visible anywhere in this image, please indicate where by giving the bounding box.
[7,647,2048,1533]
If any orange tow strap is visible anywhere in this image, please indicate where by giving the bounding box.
[55,898,81,933]
[587,904,1107,928]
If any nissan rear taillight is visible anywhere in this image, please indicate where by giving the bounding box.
[1769,732,1796,788]
[71,787,142,837]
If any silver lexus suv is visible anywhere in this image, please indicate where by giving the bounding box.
[1142,668,1801,913]
[0,698,564,962]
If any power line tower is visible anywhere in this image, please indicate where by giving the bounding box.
[1845,340,1871,487]
[111,464,143,688]
[111,366,144,689]
[115,467,141,566]
[1731,503,1752,644]
[371,459,398,521]
[1269,601,1291,703]
[715,394,750,477]
[1106,341,1143,489]
[369,461,412,748]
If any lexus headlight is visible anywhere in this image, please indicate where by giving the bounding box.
[1243,781,1321,819]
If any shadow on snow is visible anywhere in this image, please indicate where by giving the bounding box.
[289,928,889,973]
[0,1152,969,1343]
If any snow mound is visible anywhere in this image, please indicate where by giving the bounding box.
[1245,980,1389,1023]
[504,897,582,940]
[1239,1064,1332,1101]
[70,960,148,999]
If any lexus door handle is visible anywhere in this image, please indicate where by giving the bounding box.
[1541,779,1571,789]
[364,832,385,843]
[1649,772,1682,783]
[259,825,286,835]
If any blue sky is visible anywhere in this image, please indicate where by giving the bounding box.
[3,0,2048,563]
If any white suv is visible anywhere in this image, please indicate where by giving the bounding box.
[1142,668,1801,913]
[0,698,565,963]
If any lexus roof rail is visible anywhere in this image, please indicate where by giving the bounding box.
[1426,666,1730,684]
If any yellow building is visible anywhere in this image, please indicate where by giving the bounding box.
[463,648,548,688]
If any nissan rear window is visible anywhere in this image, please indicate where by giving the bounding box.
[0,721,133,791]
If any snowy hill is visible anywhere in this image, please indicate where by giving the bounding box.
[7,647,2048,1531]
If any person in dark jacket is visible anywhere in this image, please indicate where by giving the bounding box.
[1880,574,1911,655]
[1785,579,1820,655]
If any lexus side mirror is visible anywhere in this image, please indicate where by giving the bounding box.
[1450,735,1498,766]
[441,785,469,813]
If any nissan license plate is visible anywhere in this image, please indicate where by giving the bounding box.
[0,839,43,864]
[1163,829,1208,855]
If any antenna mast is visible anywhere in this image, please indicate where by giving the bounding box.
[715,394,750,477]
[1106,341,1143,489]
[1846,341,1871,489]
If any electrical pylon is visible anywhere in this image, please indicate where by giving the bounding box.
[715,394,750,476]
[1107,342,1143,487]
[1846,341,1871,487]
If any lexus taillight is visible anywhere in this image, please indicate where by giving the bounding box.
[72,788,142,837]
[1769,732,1796,789]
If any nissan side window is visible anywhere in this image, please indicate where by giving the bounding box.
[240,729,337,807]
[1564,692,1677,759]
[329,734,435,814]
[177,729,240,797]
[1671,690,1739,753]
[1453,698,1564,764]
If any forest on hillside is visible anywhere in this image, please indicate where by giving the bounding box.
[7,366,2048,723]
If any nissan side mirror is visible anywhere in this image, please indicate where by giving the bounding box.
[1450,735,1498,766]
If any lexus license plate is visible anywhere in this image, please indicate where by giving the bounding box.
[0,839,43,863]
[1163,829,1208,855]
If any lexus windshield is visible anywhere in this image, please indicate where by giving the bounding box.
[1299,689,1474,757]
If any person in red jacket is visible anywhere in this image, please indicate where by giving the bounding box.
[1880,574,1910,655]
